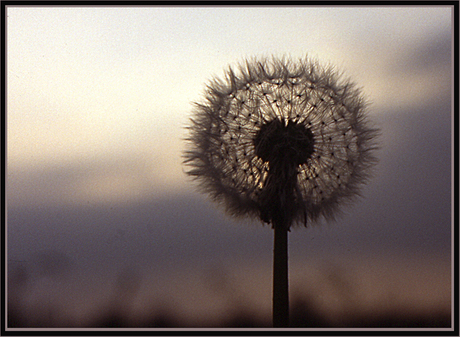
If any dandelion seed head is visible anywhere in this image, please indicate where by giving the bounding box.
[184,56,379,228]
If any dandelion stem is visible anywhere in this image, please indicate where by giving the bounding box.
[273,220,289,327]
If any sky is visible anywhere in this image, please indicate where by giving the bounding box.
[5,5,454,328]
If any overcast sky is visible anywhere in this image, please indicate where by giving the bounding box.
[5,5,453,327]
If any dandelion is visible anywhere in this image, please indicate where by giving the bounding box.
[183,56,379,327]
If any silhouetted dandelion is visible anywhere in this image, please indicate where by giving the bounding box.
[184,56,379,327]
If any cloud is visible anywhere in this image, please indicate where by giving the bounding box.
[353,27,452,113]
[7,150,188,208]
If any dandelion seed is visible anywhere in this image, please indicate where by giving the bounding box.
[183,55,379,327]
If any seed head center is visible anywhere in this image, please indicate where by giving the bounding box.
[254,119,315,167]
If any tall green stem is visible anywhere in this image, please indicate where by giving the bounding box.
[273,221,289,327]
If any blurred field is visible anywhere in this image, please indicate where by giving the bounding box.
[7,253,451,329]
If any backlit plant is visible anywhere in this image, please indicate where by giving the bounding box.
[184,56,379,327]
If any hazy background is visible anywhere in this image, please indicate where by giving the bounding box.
[6,6,453,328]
